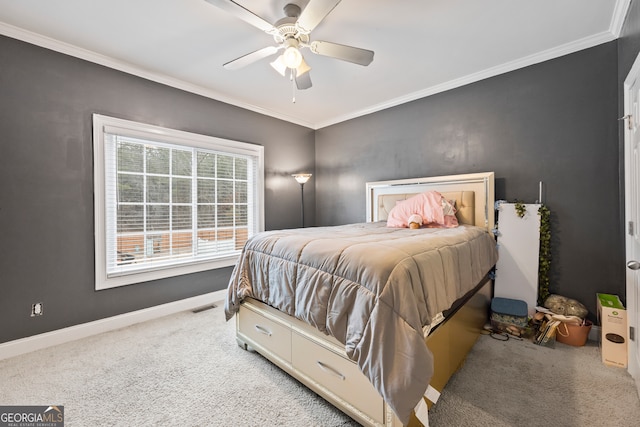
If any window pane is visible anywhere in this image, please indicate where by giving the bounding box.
[218,155,234,179]
[235,228,249,250]
[173,150,192,176]
[197,235,216,254]
[236,205,247,226]
[172,178,191,204]
[118,174,143,203]
[235,158,247,180]
[218,180,234,203]
[172,232,193,256]
[147,176,170,203]
[117,205,143,232]
[172,206,192,230]
[235,181,247,204]
[117,142,143,173]
[198,205,215,228]
[197,152,215,178]
[118,234,142,262]
[218,205,234,227]
[146,146,170,174]
[145,235,167,258]
[147,205,169,231]
[197,179,216,203]
[216,229,235,252]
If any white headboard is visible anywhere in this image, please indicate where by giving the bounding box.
[365,172,495,232]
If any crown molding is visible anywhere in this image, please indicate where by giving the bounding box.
[315,30,617,129]
[1,17,622,131]
[611,0,632,37]
[0,21,315,129]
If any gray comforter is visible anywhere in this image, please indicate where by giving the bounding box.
[225,222,498,424]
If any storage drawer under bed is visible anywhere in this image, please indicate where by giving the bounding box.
[237,305,292,363]
[291,332,384,424]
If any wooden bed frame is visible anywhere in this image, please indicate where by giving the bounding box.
[234,172,495,426]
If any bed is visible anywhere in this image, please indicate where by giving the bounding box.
[225,172,498,426]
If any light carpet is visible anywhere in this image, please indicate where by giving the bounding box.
[429,332,640,426]
[1,303,639,426]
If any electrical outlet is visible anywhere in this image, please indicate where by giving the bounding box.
[31,302,43,317]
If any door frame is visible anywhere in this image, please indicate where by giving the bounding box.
[623,51,640,393]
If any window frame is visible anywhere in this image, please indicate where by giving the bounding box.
[93,114,264,290]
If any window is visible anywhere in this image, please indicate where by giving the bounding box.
[93,114,264,290]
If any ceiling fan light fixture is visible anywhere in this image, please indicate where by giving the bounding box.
[270,55,287,76]
[296,57,311,77]
[282,46,303,69]
[208,0,375,93]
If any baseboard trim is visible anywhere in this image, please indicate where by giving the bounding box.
[0,289,227,361]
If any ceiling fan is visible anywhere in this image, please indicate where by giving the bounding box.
[205,0,374,90]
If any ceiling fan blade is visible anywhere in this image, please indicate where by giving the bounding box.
[296,0,341,34]
[295,71,312,90]
[224,46,280,70]
[310,41,374,66]
[205,0,275,33]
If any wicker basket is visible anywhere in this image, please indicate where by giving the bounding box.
[556,320,592,346]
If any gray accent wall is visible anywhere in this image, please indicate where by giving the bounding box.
[315,41,620,320]
[0,35,314,343]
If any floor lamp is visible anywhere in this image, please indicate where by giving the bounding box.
[292,173,312,227]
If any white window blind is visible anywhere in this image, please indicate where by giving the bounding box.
[93,114,264,290]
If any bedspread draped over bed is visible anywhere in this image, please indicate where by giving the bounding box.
[225,222,498,424]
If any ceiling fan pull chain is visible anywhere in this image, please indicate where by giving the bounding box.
[291,69,296,103]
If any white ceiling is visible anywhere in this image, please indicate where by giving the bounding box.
[0,0,629,129]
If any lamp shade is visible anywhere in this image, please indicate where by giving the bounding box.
[282,46,303,68]
[270,55,287,76]
[296,57,311,77]
[292,173,312,184]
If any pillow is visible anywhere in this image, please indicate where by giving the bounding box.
[386,191,458,228]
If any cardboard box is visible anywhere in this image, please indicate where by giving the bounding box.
[596,293,628,368]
